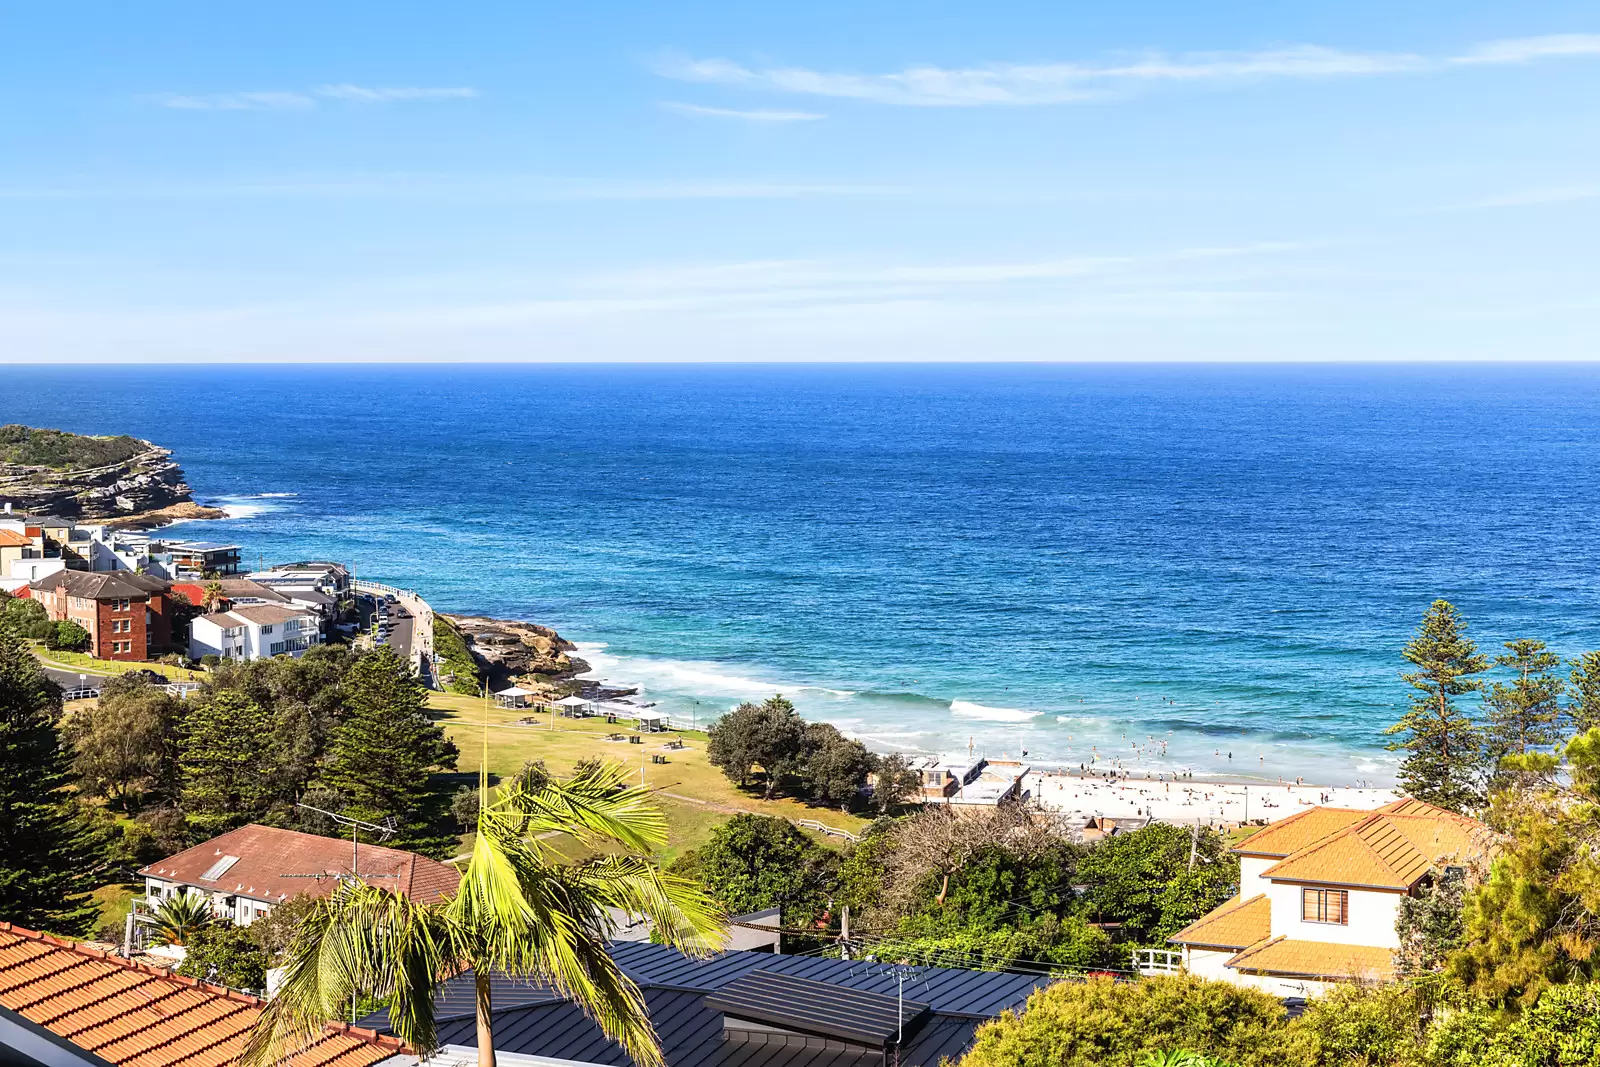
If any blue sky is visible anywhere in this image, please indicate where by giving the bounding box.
[3,1,1598,362]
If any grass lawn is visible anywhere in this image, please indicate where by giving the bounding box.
[90,883,135,943]
[31,644,209,682]
[428,691,869,864]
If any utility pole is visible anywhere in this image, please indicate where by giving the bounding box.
[1188,817,1199,871]
[840,905,849,960]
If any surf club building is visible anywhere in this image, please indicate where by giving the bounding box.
[1169,798,1491,997]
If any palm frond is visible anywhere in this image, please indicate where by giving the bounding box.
[560,856,727,956]
[242,882,453,1067]
[494,762,668,853]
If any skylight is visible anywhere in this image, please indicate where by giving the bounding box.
[199,855,240,882]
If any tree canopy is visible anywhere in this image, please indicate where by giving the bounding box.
[1386,599,1489,811]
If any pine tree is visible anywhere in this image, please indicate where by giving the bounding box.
[0,615,103,933]
[179,689,278,837]
[1385,599,1489,812]
[1570,651,1600,735]
[315,646,457,853]
[1485,639,1566,760]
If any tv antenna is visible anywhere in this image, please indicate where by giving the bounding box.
[288,803,400,884]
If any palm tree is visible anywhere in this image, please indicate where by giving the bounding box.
[243,762,725,1067]
[149,892,215,946]
[201,580,224,612]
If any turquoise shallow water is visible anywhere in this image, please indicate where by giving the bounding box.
[8,363,1600,785]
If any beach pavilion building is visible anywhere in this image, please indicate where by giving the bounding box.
[1168,797,1491,998]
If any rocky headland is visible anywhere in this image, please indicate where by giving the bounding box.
[0,425,220,523]
[444,613,593,687]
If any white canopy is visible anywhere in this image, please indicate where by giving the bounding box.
[556,695,591,707]
[496,686,534,697]
[636,711,665,723]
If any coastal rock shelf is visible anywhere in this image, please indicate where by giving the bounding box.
[0,425,202,521]
[446,613,592,684]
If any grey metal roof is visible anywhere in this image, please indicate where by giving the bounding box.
[705,971,928,1047]
[363,943,1047,1067]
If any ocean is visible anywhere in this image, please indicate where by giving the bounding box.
[7,363,1600,786]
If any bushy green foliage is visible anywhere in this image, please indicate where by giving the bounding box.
[1075,822,1239,944]
[957,975,1289,1067]
[0,614,104,934]
[1426,984,1600,1066]
[707,695,807,796]
[673,813,836,928]
[432,616,482,696]
[0,424,145,469]
[44,619,91,652]
[3,595,47,626]
[877,916,1115,972]
[65,676,183,809]
[176,922,268,991]
[179,689,278,836]
[1289,983,1428,1067]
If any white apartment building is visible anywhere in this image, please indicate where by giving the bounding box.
[1169,798,1489,998]
[188,603,323,661]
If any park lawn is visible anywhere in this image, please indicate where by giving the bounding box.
[31,644,209,682]
[427,691,868,862]
[90,883,135,943]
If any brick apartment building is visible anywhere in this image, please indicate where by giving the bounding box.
[26,570,174,661]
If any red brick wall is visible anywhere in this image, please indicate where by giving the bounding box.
[92,597,149,661]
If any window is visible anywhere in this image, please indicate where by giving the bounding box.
[260,624,274,634]
[1302,888,1349,925]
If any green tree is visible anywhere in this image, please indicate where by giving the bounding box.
[148,891,215,946]
[4,595,47,627]
[1569,651,1600,734]
[243,763,724,1067]
[801,722,874,809]
[65,676,183,810]
[176,922,268,991]
[1284,982,1427,1067]
[1448,728,1600,1005]
[1394,866,1468,978]
[1075,823,1239,945]
[676,813,836,927]
[45,619,91,652]
[870,753,922,814]
[179,688,278,837]
[706,695,806,798]
[1385,599,1489,812]
[1484,639,1565,762]
[0,615,103,933]
[955,974,1290,1067]
[315,646,458,853]
[878,916,1114,973]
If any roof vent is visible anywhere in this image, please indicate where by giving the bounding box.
[198,855,240,882]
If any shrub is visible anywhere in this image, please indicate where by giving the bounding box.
[957,974,1291,1067]
[1286,983,1427,1066]
[175,922,268,991]
[45,620,91,652]
[200,653,221,667]
[433,616,482,696]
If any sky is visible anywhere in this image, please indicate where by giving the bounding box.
[2,1,1598,363]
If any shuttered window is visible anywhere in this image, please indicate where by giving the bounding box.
[1302,888,1349,924]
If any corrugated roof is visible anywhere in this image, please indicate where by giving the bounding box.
[0,924,405,1067]
[1225,937,1396,982]
[704,970,928,1047]
[138,825,459,905]
[1231,807,1371,858]
[1168,894,1271,950]
[363,944,1045,1067]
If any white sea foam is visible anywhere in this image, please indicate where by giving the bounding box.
[256,492,298,498]
[211,495,291,520]
[950,699,1040,723]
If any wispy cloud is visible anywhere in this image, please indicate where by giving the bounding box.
[157,84,477,111]
[657,33,1600,106]
[660,101,825,122]
[1433,184,1600,211]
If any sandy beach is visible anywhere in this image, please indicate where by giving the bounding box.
[1026,769,1401,826]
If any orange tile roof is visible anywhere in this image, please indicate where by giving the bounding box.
[1225,936,1397,982]
[1168,894,1271,950]
[1261,805,1489,890]
[139,825,459,906]
[0,923,407,1067]
[1231,806,1371,857]
[0,529,34,547]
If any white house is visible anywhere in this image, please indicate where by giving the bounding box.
[188,603,323,661]
[1169,798,1490,997]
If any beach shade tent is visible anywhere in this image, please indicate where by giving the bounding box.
[494,686,535,709]
[636,710,667,733]
[555,694,594,718]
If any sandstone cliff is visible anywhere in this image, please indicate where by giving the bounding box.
[0,425,197,520]
[444,613,592,685]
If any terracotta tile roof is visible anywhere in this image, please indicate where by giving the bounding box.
[1225,936,1397,982]
[0,923,407,1067]
[1231,806,1371,857]
[138,825,459,906]
[1261,805,1488,890]
[1168,894,1271,949]
[0,528,34,547]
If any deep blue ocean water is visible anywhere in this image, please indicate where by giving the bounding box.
[7,363,1600,785]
